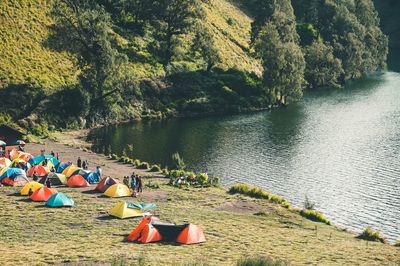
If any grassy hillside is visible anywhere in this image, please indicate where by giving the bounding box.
[0,0,258,91]
[0,0,77,90]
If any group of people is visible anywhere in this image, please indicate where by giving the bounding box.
[123,172,143,197]
[77,157,89,170]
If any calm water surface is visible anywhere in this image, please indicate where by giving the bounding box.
[89,71,400,242]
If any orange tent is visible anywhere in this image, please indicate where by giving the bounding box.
[176,224,206,244]
[30,187,58,201]
[28,165,49,177]
[18,152,33,162]
[67,175,90,187]
[127,217,162,243]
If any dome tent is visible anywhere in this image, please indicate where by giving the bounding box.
[46,192,75,208]
[30,187,58,202]
[104,184,131,198]
[20,181,44,195]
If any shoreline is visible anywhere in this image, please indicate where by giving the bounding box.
[0,131,398,265]
[47,128,399,244]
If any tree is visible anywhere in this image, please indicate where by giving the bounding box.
[52,0,128,107]
[150,0,205,67]
[192,25,221,71]
[254,23,305,103]
[304,40,343,88]
[252,0,305,103]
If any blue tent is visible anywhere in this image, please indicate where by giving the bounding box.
[46,192,75,208]
[71,169,89,177]
[83,172,100,184]
[0,168,26,181]
[56,162,72,173]
[126,202,157,210]
[28,155,59,168]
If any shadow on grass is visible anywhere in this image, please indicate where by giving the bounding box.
[8,192,22,197]
[17,198,32,202]
[96,215,116,221]
[82,190,100,195]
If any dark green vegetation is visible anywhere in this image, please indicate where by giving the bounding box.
[300,209,331,225]
[357,227,387,243]
[0,0,390,132]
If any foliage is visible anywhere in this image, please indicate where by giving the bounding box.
[192,24,222,71]
[137,161,150,169]
[196,173,208,186]
[357,227,387,243]
[304,195,315,210]
[253,1,305,104]
[303,41,342,88]
[236,256,289,266]
[229,184,290,208]
[150,164,161,172]
[300,209,331,225]
[171,152,186,170]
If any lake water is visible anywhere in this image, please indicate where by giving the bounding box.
[89,69,400,243]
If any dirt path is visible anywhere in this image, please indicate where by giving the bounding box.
[26,139,167,202]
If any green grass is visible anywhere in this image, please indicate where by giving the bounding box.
[236,256,289,266]
[229,184,290,208]
[0,179,399,265]
[0,0,77,90]
[300,209,331,225]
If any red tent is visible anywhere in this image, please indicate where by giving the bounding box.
[30,187,58,201]
[95,176,118,192]
[28,165,49,177]
[67,175,90,187]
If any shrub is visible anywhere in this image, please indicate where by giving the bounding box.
[300,209,331,225]
[357,228,386,243]
[209,176,220,186]
[111,154,119,160]
[134,159,141,167]
[394,241,400,247]
[196,173,209,185]
[162,167,169,176]
[137,162,150,169]
[229,184,290,208]
[150,164,161,172]
[172,152,186,170]
[146,181,160,189]
[304,195,315,210]
[236,256,289,266]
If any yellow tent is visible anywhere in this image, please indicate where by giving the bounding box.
[0,166,9,177]
[62,165,80,177]
[104,184,131,198]
[12,158,26,165]
[109,202,143,219]
[20,181,44,195]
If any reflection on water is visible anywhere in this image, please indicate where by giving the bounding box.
[89,72,400,242]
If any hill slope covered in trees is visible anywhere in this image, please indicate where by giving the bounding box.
[0,0,391,133]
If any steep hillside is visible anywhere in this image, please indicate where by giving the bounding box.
[0,0,258,91]
[0,0,77,90]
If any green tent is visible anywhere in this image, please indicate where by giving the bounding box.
[46,192,74,208]
[126,202,157,210]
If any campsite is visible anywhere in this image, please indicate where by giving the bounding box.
[0,136,399,265]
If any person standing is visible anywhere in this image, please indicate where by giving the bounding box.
[77,157,82,168]
[51,151,55,157]
[136,175,142,193]
[130,176,137,197]
[33,172,38,182]
[56,152,59,161]
[82,160,87,170]
[96,166,102,178]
